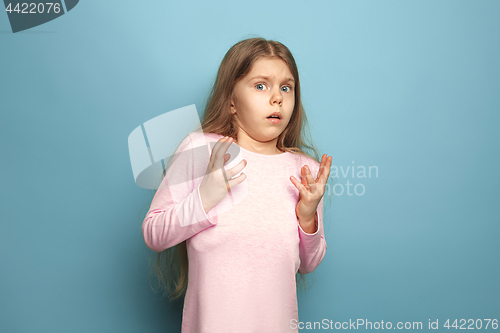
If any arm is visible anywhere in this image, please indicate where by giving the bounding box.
[142,133,217,252]
[297,160,328,274]
[298,196,327,274]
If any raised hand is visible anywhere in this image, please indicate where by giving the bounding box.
[199,136,247,213]
[290,154,332,232]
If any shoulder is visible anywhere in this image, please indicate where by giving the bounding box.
[182,131,223,149]
[187,131,222,143]
[299,154,320,168]
[298,153,321,175]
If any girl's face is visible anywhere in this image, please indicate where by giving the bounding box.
[230,57,295,151]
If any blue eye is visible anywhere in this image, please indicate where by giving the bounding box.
[281,86,292,92]
[255,83,266,91]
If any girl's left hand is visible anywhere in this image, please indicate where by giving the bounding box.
[290,154,332,226]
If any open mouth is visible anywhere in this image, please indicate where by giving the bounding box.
[267,116,282,124]
[267,112,282,120]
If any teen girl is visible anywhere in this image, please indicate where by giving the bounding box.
[142,37,332,333]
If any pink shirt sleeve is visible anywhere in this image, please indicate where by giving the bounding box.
[297,161,327,274]
[142,133,218,252]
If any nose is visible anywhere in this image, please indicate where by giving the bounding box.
[270,87,283,106]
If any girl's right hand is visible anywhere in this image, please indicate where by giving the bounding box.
[199,136,247,213]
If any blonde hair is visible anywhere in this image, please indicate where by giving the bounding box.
[142,37,330,302]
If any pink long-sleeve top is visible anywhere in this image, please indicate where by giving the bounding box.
[142,131,327,333]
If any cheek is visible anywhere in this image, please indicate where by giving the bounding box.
[252,93,269,104]
[240,91,261,107]
[286,94,295,109]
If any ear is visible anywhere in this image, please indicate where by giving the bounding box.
[230,96,237,113]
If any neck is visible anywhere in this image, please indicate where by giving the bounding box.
[234,131,281,155]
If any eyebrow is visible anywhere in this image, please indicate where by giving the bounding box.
[249,75,295,83]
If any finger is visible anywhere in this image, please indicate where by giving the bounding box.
[325,156,332,180]
[217,138,235,191]
[211,136,233,172]
[303,165,318,195]
[290,175,308,196]
[209,137,227,169]
[301,169,309,191]
[317,155,332,185]
[227,171,247,189]
[316,154,326,181]
[226,158,247,180]
[207,137,228,174]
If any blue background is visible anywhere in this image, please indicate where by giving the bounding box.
[1,1,499,332]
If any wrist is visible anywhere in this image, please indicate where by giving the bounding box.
[199,184,213,213]
[298,214,317,234]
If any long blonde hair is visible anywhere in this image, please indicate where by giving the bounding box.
[142,37,330,302]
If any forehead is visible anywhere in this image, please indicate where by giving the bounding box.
[245,57,293,79]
